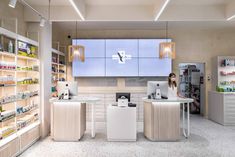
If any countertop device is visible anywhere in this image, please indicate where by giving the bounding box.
[147,81,168,100]
[57,81,78,100]
[116,93,130,107]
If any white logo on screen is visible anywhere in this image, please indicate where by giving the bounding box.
[112,51,132,64]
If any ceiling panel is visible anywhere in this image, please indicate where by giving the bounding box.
[25,0,71,6]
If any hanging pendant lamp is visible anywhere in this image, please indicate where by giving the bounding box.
[159,21,176,59]
[68,21,85,62]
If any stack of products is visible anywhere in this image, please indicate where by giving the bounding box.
[0,110,16,122]
[0,94,16,105]
[17,65,39,71]
[17,112,38,130]
[221,59,235,67]
[59,69,65,73]
[58,78,65,81]
[16,103,38,116]
[52,66,58,73]
[17,90,39,100]
[0,124,15,139]
[59,60,65,65]
[0,61,16,70]
[0,75,15,86]
[17,77,39,85]
[216,85,235,92]
[52,56,58,63]
[18,41,37,58]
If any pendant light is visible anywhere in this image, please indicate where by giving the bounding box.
[159,21,176,59]
[68,21,85,62]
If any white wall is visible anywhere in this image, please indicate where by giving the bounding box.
[0,0,27,35]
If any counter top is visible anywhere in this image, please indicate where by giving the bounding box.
[50,96,100,103]
[143,97,194,103]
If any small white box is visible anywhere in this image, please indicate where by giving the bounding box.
[118,98,128,107]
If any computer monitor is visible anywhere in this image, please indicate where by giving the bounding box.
[116,93,131,102]
[57,81,78,97]
[147,81,168,98]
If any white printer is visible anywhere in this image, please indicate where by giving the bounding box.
[118,96,128,107]
[116,93,130,107]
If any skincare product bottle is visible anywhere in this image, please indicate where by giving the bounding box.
[8,40,13,53]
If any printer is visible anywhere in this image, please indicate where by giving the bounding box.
[118,96,128,107]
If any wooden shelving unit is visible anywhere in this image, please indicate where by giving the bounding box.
[51,48,66,97]
[0,27,40,155]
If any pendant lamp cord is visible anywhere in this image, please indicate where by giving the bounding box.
[48,0,51,21]
[166,21,168,42]
[76,21,78,46]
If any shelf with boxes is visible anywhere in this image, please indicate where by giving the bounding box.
[51,48,66,97]
[0,26,40,149]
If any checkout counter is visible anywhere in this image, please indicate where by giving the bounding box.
[143,98,193,141]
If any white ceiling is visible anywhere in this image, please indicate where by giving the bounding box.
[25,0,71,6]
[85,0,159,6]
[25,0,232,6]
[169,0,232,6]
[23,0,235,21]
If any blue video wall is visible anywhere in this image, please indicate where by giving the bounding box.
[72,39,172,77]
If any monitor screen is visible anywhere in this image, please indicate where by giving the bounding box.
[72,39,172,77]
[116,93,131,102]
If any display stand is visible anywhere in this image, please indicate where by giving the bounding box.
[209,56,235,125]
[0,26,40,156]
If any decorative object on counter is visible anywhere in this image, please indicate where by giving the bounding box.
[68,21,85,62]
[17,77,39,85]
[159,21,176,59]
[0,75,15,86]
[18,40,37,58]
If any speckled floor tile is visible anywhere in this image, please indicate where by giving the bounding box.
[19,115,235,157]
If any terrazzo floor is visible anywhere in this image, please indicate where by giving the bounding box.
[20,115,235,157]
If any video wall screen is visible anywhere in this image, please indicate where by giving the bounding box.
[72,39,172,77]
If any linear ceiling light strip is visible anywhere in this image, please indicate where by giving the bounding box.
[69,0,85,21]
[154,0,171,21]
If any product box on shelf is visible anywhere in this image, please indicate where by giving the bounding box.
[18,41,37,58]
[0,75,15,86]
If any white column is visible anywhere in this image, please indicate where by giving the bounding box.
[40,22,52,138]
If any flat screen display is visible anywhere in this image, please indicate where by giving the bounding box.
[72,39,172,77]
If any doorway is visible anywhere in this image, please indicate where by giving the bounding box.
[178,63,206,115]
